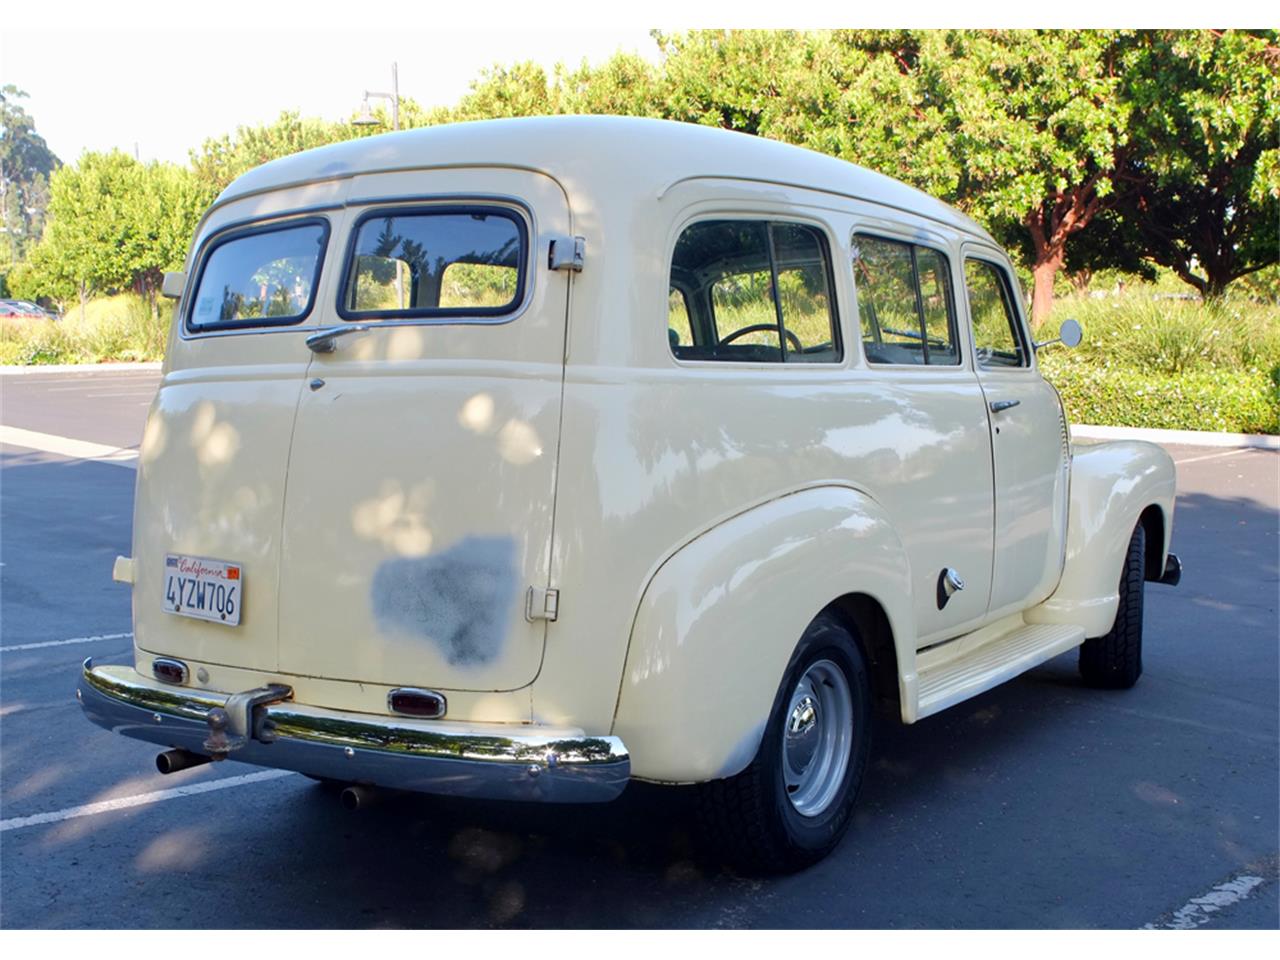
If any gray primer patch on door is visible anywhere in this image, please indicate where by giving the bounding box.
[371,536,518,666]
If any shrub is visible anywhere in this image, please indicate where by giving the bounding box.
[0,293,171,364]
[1041,353,1280,435]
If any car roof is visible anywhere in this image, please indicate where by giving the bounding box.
[215,115,994,243]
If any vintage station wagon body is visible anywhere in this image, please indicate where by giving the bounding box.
[79,116,1180,869]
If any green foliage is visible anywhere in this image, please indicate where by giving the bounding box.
[0,85,60,267]
[1043,359,1278,435]
[1114,30,1279,297]
[1040,290,1280,434]
[0,293,171,364]
[189,110,359,197]
[11,152,204,314]
[1060,293,1280,374]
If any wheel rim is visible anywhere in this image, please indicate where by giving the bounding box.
[781,658,853,817]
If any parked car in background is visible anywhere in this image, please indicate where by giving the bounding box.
[77,117,1182,872]
[0,299,58,320]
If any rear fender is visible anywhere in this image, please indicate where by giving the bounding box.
[612,485,914,784]
[1027,439,1176,637]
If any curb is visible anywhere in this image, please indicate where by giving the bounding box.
[1072,424,1279,450]
[0,362,162,375]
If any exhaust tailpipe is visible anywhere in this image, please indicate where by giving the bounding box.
[339,784,381,811]
[156,748,212,774]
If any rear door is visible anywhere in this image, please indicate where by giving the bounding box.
[276,168,571,692]
[133,204,340,672]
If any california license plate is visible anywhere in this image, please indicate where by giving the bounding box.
[163,555,242,626]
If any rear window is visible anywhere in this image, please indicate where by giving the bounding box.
[187,219,329,332]
[340,207,527,320]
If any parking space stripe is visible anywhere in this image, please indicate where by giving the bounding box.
[0,769,294,833]
[1145,873,1269,929]
[1173,448,1257,466]
[1,632,133,653]
[0,425,138,468]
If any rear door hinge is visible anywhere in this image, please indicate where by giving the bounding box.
[525,586,560,622]
[548,235,585,273]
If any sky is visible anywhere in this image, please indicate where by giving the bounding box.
[3,2,1261,169]
[1,23,660,166]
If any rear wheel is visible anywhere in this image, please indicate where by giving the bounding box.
[1079,522,1146,689]
[696,612,872,873]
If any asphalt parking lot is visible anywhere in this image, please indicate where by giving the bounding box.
[1,367,1277,929]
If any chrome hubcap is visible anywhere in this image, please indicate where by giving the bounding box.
[781,659,853,817]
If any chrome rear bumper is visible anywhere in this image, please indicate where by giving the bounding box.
[76,660,630,803]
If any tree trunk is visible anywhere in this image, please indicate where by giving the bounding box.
[78,282,88,323]
[1030,256,1063,328]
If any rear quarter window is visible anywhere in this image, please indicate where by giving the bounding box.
[186,218,329,332]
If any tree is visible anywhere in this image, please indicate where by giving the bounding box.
[131,162,208,316]
[189,110,357,198]
[0,85,60,276]
[1114,30,1279,298]
[915,30,1131,326]
[36,151,143,317]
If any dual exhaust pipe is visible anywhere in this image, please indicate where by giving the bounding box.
[154,749,383,812]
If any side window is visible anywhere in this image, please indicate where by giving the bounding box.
[187,219,329,332]
[341,207,526,320]
[668,219,841,363]
[852,235,959,366]
[964,259,1028,368]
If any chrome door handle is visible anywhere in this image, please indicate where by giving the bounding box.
[989,399,1021,413]
[306,324,373,354]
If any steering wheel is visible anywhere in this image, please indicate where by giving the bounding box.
[719,323,803,352]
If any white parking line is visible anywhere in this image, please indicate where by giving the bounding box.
[0,769,295,833]
[0,425,138,468]
[1173,448,1257,467]
[1,632,133,653]
[1145,873,1270,929]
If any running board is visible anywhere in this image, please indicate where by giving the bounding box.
[915,622,1086,720]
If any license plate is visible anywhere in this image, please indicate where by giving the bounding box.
[163,555,242,626]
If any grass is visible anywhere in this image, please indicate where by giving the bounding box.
[1039,293,1280,435]
[0,294,171,365]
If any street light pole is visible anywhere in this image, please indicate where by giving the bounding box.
[354,62,400,132]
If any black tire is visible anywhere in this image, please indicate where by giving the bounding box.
[695,611,873,874]
[1079,522,1146,689]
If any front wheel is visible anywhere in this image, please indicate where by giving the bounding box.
[695,612,872,873]
[1079,522,1146,688]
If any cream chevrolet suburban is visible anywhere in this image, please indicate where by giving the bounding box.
[77,116,1181,871]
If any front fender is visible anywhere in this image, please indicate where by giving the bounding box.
[1027,439,1176,637]
[612,485,914,784]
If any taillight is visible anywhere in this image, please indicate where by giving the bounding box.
[387,688,447,719]
[152,658,189,685]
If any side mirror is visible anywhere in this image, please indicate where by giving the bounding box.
[161,271,187,299]
[1059,318,1083,348]
[1034,317,1083,352]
